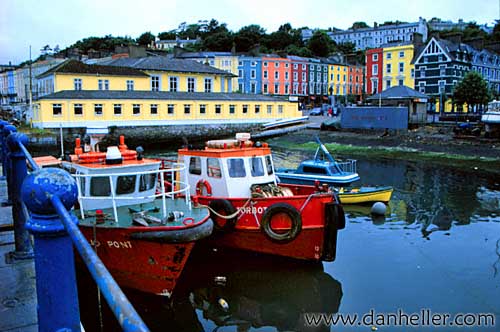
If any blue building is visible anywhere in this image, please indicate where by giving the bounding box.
[237,56,262,94]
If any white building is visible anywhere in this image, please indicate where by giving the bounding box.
[327,18,428,50]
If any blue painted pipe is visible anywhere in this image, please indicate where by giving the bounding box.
[22,168,150,332]
[6,133,33,260]
[0,120,8,179]
[2,124,16,206]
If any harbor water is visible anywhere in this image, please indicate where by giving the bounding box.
[77,148,500,332]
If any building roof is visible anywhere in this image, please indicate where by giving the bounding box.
[102,56,235,76]
[367,85,429,100]
[37,59,149,79]
[38,90,289,102]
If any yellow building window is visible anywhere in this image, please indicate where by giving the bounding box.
[229,105,236,114]
[278,105,283,114]
[242,105,248,114]
[199,104,206,115]
[167,104,175,115]
[114,104,122,116]
[133,104,141,115]
[184,104,191,114]
[74,104,83,116]
[150,104,158,115]
[267,105,272,114]
[255,105,260,114]
[52,104,62,116]
[215,104,222,114]
[94,104,103,116]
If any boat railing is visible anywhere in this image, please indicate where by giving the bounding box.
[2,128,150,332]
[336,159,357,174]
[67,162,191,222]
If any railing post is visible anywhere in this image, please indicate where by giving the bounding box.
[2,124,17,206]
[22,167,81,332]
[0,120,9,179]
[6,132,34,262]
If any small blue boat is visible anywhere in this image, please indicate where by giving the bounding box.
[276,138,360,186]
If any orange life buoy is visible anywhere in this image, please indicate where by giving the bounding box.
[78,152,107,163]
[196,179,212,196]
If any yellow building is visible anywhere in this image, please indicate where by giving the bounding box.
[34,91,300,128]
[382,43,415,90]
[33,60,299,129]
[327,64,348,96]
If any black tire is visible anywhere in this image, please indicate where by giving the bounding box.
[209,199,237,232]
[261,203,302,243]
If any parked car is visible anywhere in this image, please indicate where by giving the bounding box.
[309,107,324,116]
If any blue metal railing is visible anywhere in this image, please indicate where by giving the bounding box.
[2,129,150,332]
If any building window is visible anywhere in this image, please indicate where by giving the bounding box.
[74,78,82,90]
[74,104,83,116]
[419,82,425,93]
[263,61,268,67]
[285,72,289,80]
[278,105,284,114]
[440,65,446,76]
[184,104,191,114]
[274,71,279,79]
[274,84,279,94]
[386,53,392,59]
[215,104,222,114]
[94,104,103,116]
[126,80,134,91]
[302,64,306,70]
[133,104,141,115]
[302,72,306,81]
[151,76,160,91]
[399,79,404,86]
[229,105,236,114]
[399,51,404,58]
[251,69,256,79]
[251,61,257,67]
[411,69,415,78]
[250,82,256,93]
[204,78,212,93]
[169,77,178,92]
[285,84,289,94]
[293,63,298,69]
[263,84,268,94]
[386,64,392,73]
[113,104,122,115]
[167,104,175,115]
[372,54,378,61]
[238,69,243,78]
[242,105,248,113]
[98,79,109,90]
[438,80,446,93]
[263,70,268,79]
[150,104,158,115]
[199,104,206,114]
[255,105,260,114]
[275,62,280,67]
[52,103,62,116]
[386,80,391,88]
[187,77,195,92]
[399,62,404,73]
[267,105,272,114]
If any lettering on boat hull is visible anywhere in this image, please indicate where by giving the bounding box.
[107,241,133,249]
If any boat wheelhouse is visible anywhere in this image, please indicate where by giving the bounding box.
[48,136,212,297]
[482,100,500,138]
[178,133,345,261]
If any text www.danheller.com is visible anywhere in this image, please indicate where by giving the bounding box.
[304,309,496,328]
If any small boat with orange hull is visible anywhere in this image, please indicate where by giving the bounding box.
[37,136,213,297]
[177,133,345,261]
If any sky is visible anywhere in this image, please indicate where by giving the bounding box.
[1,0,498,65]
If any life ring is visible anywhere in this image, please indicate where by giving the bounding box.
[208,199,237,232]
[261,203,302,243]
[196,179,212,196]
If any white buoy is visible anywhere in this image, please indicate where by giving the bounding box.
[371,202,387,216]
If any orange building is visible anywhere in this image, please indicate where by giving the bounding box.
[261,55,291,95]
[348,65,364,101]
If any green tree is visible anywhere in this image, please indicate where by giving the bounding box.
[202,31,234,51]
[158,31,177,40]
[234,25,266,52]
[453,71,491,111]
[137,32,155,46]
[307,31,334,57]
[351,22,369,30]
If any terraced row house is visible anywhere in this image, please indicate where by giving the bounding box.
[32,58,301,129]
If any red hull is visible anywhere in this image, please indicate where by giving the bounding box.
[198,188,338,261]
[79,226,194,296]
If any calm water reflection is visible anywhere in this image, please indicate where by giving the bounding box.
[79,148,500,331]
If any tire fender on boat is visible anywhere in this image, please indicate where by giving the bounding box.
[261,203,302,243]
[196,179,212,196]
[208,199,237,232]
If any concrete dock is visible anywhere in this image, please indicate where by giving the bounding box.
[0,179,37,332]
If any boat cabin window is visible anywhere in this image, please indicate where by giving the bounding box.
[189,157,202,175]
[265,156,274,175]
[139,173,156,192]
[90,177,111,196]
[251,156,264,177]
[302,166,327,175]
[227,158,246,178]
[207,158,222,178]
[116,175,136,195]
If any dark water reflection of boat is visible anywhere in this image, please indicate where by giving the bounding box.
[77,246,343,332]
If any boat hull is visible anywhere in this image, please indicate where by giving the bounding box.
[338,186,393,204]
[197,190,343,261]
[78,219,212,296]
[276,170,360,186]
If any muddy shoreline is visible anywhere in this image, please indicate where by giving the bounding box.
[266,126,500,175]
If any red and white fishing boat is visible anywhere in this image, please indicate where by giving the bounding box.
[177,133,345,261]
[37,136,213,297]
